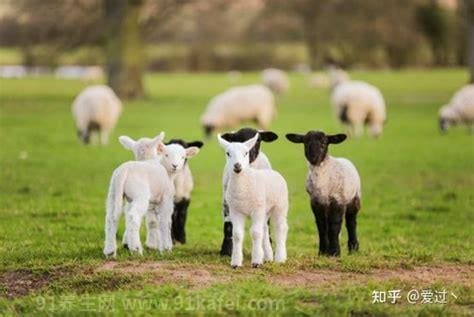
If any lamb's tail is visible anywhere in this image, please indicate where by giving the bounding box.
[105,167,128,221]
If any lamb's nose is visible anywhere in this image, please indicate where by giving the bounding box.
[233,163,242,173]
[172,164,178,169]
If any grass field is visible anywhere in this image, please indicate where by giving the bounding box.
[0,69,473,316]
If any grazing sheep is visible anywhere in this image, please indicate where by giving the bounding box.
[118,135,202,245]
[201,85,276,137]
[262,68,290,95]
[439,84,474,134]
[286,130,361,256]
[219,128,278,256]
[218,133,289,268]
[330,70,387,138]
[103,133,174,257]
[72,85,122,145]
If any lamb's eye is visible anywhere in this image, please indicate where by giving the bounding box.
[226,152,230,157]
[245,152,248,156]
[165,154,168,157]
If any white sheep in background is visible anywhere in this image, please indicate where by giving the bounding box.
[218,128,278,256]
[118,135,202,245]
[103,133,174,257]
[261,68,290,95]
[72,85,122,145]
[329,69,387,138]
[308,72,330,89]
[286,130,361,256]
[200,85,276,137]
[218,133,288,268]
[439,84,474,134]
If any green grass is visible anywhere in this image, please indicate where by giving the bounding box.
[0,69,473,316]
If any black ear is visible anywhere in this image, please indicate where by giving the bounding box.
[187,141,204,148]
[220,132,234,142]
[285,133,305,143]
[259,131,278,142]
[328,134,347,144]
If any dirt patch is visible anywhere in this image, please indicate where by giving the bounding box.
[0,270,53,299]
[98,261,230,289]
[271,264,473,289]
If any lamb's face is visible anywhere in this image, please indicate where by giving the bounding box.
[286,131,347,166]
[220,128,278,164]
[161,144,200,174]
[438,105,457,134]
[218,133,259,174]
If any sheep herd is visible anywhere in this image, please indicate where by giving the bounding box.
[71,68,474,268]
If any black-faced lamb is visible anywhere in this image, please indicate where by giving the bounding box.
[286,130,361,256]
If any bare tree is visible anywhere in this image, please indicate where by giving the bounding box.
[462,0,474,83]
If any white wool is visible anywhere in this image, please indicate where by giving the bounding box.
[201,85,276,131]
[328,68,350,89]
[306,156,361,206]
[331,80,387,137]
[72,85,122,144]
[103,139,175,257]
[262,68,290,95]
[218,134,288,267]
[439,85,474,124]
[222,152,271,191]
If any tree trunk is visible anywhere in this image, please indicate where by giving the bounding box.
[303,17,319,69]
[104,0,144,99]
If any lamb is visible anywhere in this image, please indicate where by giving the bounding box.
[103,133,175,257]
[218,127,278,256]
[72,85,122,145]
[286,130,361,256]
[329,70,387,138]
[218,133,289,268]
[262,68,290,95]
[438,84,474,134]
[118,135,202,245]
[200,85,276,137]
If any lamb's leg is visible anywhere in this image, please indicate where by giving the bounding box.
[172,198,190,244]
[346,196,360,253]
[103,204,121,257]
[145,205,159,250]
[262,219,273,262]
[230,211,245,268]
[272,212,288,263]
[328,201,344,257]
[250,212,266,267]
[122,202,130,249]
[157,196,174,252]
[125,199,149,255]
[99,129,109,145]
[220,200,233,256]
[311,199,329,255]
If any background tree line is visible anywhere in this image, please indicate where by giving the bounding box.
[0,0,473,98]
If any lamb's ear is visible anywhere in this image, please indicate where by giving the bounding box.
[185,146,200,158]
[328,134,347,144]
[259,131,278,142]
[220,132,234,142]
[118,136,136,150]
[244,133,259,150]
[285,133,304,143]
[217,134,230,149]
[187,141,204,148]
[156,141,166,155]
[152,131,165,143]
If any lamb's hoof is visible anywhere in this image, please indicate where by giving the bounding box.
[103,246,117,258]
[104,252,116,259]
[231,265,241,269]
[251,263,262,268]
[123,243,129,250]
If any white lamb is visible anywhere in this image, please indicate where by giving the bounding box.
[439,84,474,134]
[261,68,290,95]
[218,128,278,256]
[103,133,175,257]
[72,85,122,145]
[119,135,203,244]
[200,85,276,137]
[286,130,361,256]
[218,133,289,268]
[329,70,387,138]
